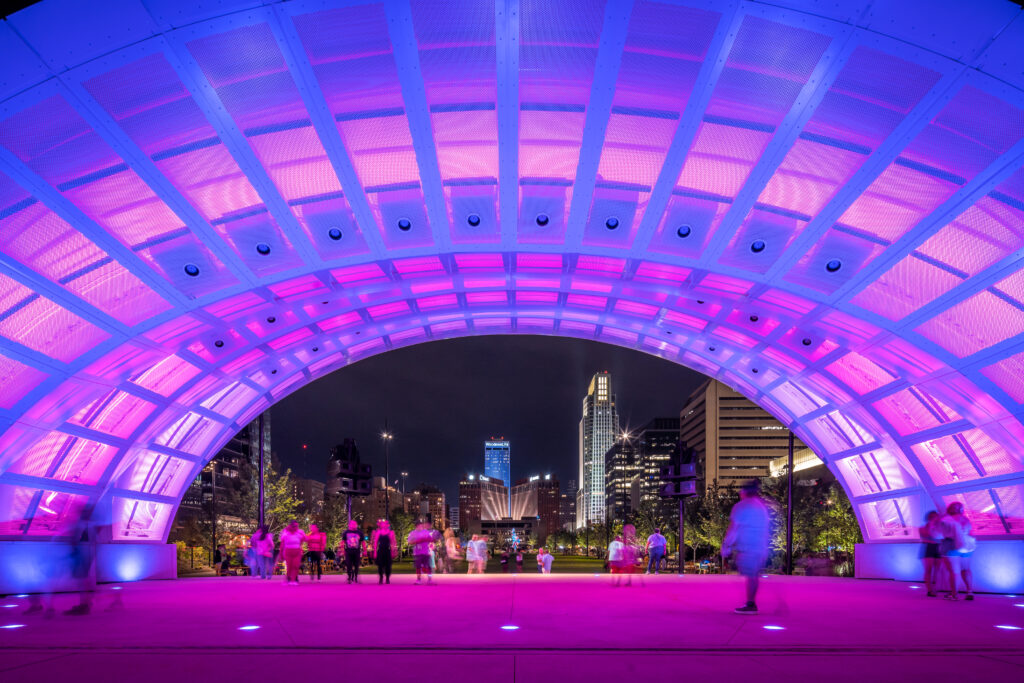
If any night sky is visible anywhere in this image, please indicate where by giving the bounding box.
[272,335,706,502]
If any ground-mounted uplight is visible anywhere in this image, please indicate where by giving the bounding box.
[500,625,519,631]
[184,263,200,277]
[239,625,261,631]
[256,243,271,256]
[111,586,122,590]
[763,625,785,631]
[13,595,28,598]
[909,585,921,589]
[1,624,25,629]
[397,218,412,231]
[995,625,1021,630]
[2,604,16,608]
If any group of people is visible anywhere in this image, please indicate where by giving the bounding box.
[920,502,977,600]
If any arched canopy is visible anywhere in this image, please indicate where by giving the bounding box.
[1,0,1024,545]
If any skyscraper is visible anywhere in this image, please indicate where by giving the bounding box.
[458,474,508,535]
[484,439,511,511]
[604,435,641,522]
[578,371,618,526]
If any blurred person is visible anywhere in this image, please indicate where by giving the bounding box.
[443,528,461,573]
[466,534,480,574]
[341,520,363,584]
[941,502,976,601]
[215,544,230,576]
[305,523,326,581]
[251,525,275,580]
[515,549,524,573]
[500,549,510,573]
[919,511,943,597]
[371,519,397,584]
[408,520,441,584]
[621,524,641,586]
[474,535,489,574]
[278,520,306,585]
[538,548,554,574]
[646,527,667,575]
[721,479,770,614]
[608,535,626,585]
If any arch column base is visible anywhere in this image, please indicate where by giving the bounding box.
[0,542,176,595]
[855,541,1024,594]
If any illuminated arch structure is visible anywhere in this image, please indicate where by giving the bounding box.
[1,0,1023,591]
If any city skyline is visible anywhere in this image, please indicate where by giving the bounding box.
[271,336,705,503]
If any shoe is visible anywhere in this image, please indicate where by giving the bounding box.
[965,594,974,601]
[386,578,390,584]
[944,593,959,601]
[644,571,650,575]
[379,578,383,584]
[734,603,758,615]
[927,592,937,597]
[65,604,91,616]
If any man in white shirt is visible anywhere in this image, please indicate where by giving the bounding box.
[721,479,770,614]
[646,528,668,574]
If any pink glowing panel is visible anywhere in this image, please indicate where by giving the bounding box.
[872,388,960,437]
[7,431,114,485]
[129,355,202,397]
[466,291,506,306]
[348,337,386,360]
[84,344,160,383]
[389,327,425,344]
[913,428,1023,485]
[0,483,35,535]
[771,381,827,417]
[368,301,411,319]
[761,347,804,374]
[268,275,330,301]
[516,254,562,271]
[712,327,757,350]
[117,451,194,498]
[662,310,706,332]
[805,411,873,454]
[851,255,962,321]
[758,138,865,216]
[464,277,505,289]
[0,274,110,361]
[319,311,362,332]
[917,196,1024,277]
[915,290,1024,358]
[826,352,897,395]
[756,289,817,316]
[417,294,458,310]
[113,497,173,541]
[519,318,555,331]
[455,254,503,272]
[994,270,1024,306]
[986,485,1024,534]
[819,310,881,345]
[155,412,224,457]
[145,314,210,348]
[201,383,259,418]
[309,352,343,377]
[394,256,445,277]
[0,353,46,409]
[982,350,1024,403]
[614,300,659,319]
[25,490,91,537]
[66,390,156,439]
[678,123,771,199]
[205,292,267,320]
[474,317,511,330]
[570,277,613,293]
[567,294,607,310]
[271,372,307,400]
[865,337,944,380]
[601,328,638,345]
[516,291,558,305]
[331,263,389,286]
[222,349,267,376]
[941,489,1007,536]
[858,496,919,540]
[177,375,226,410]
[633,261,690,285]
[267,328,314,352]
[410,278,454,295]
[837,449,913,497]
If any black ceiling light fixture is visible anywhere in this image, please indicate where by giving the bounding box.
[312,346,319,352]
[752,367,759,374]
[826,259,842,272]
[677,224,692,238]
[398,218,412,231]
[749,315,759,322]
[708,345,715,352]
[535,213,549,227]
[802,338,812,346]
[256,242,271,255]
[467,214,481,227]
[214,340,224,348]
[184,263,200,277]
[751,239,766,253]
[266,316,276,324]
[605,217,619,230]
[328,227,343,241]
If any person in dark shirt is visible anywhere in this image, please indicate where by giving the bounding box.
[341,520,363,584]
[371,519,397,585]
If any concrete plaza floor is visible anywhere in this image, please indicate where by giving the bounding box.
[2,573,1022,681]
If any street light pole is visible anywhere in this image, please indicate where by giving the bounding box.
[401,471,408,496]
[382,420,392,523]
[786,431,794,575]
[258,413,265,528]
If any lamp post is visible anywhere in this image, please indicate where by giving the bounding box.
[381,422,393,522]
[401,471,408,496]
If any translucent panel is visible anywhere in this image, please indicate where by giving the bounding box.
[991,484,1024,534]
[0,351,46,409]
[6,431,114,485]
[117,450,195,498]
[67,389,157,439]
[26,489,91,537]
[805,411,874,454]
[826,352,896,395]
[129,354,202,397]
[112,496,173,541]
[858,496,920,540]
[837,449,914,497]
[200,382,259,417]
[910,428,1023,485]
[154,412,224,456]
[0,483,35,535]
[872,388,960,437]
[915,290,1024,358]
[941,489,1005,536]
[851,255,962,321]
[981,350,1024,403]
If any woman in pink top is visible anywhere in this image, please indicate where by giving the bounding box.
[278,520,306,585]
[251,525,275,580]
[305,523,327,581]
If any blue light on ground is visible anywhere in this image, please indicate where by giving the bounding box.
[1014,604,1024,608]
[995,625,1021,630]
[3,605,17,608]
[111,586,122,590]
[238,625,261,631]
[909,585,921,589]
[1,624,25,629]
[14,595,28,598]
[501,625,520,631]
[763,625,785,631]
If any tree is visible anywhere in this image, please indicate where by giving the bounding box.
[691,480,735,554]
[812,483,862,559]
[319,494,349,550]
[389,510,416,556]
[260,462,302,533]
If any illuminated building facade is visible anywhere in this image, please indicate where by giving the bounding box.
[510,474,560,543]
[457,474,508,536]
[579,372,619,526]
[636,418,681,516]
[604,436,641,522]
[681,379,807,491]
[484,439,511,512]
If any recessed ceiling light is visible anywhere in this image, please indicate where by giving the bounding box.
[826,259,842,272]
[255,243,271,255]
[328,227,343,241]
[677,225,691,238]
[750,240,766,253]
[605,217,619,230]
[536,213,549,227]
[397,218,412,231]
[467,214,481,227]
[184,263,200,277]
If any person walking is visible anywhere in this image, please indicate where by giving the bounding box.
[537,548,554,574]
[443,528,461,574]
[608,535,626,585]
[305,523,326,581]
[940,502,976,601]
[474,536,489,574]
[371,519,397,584]
[515,549,524,573]
[251,525,275,580]
[341,520,363,584]
[500,549,510,573]
[646,528,668,575]
[919,511,943,597]
[408,520,441,584]
[466,534,480,574]
[278,520,306,585]
[721,479,771,614]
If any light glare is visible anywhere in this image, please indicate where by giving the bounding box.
[500,625,519,631]
[239,625,261,631]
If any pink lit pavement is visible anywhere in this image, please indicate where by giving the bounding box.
[2,574,1023,681]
